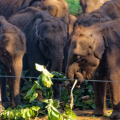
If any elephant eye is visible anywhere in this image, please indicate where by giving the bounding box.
[37,4,41,8]
[89,45,93,50]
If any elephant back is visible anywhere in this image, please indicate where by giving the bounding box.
[77,0,120,27]
[8,7,51,31]
[0,0,40,19]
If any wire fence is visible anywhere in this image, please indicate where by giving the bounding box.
[0,75,120,83]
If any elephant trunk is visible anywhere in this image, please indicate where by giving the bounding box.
[50,51,63,100]
[66,62,79,79]
[66,62,84,83]
[50,51,63,72]
[8,55,23,107]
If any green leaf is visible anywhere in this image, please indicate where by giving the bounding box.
[51,71,66,78]
[43,69,54,78]
[1,111,7,119]
[61,89,68,103]
[28,109,33,118]
[30,91,38,102]
[44,99,63,120]
[48,106,63,120]
[31,106,40,112]
[64,108,77,120]
[24,88,34,99]
[53,100,60,109]
[40,73,53,88]
[21,85,31,92]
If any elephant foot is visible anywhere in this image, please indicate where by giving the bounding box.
[11,99,21,108]
[11,102,16,108]
[93,108,107,116]
[110,111,120,119]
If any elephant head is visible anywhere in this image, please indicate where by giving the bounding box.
[0,16,26,107]
[66,24,107,82]
[33,15,67,72]
[39,0,69,25]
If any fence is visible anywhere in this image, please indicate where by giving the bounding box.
[0,75,120,83]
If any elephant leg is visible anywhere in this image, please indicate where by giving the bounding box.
[109,71,120,119]
[52,82,61,101]
[0,63,8,102]
[20,53,30,89]
[92,66,107,116]
[93,81,107,116]
[7,77,15,107]
[1,78,7,102]
[8,56,23,107]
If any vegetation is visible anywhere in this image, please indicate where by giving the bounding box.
[1,64,77,120]
[0,63,112,119]
[65,0,82,16]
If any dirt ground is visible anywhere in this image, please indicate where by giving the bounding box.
[39,108,112,120]
[74,108,111,120]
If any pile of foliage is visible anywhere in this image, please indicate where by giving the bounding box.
[1,64,77,120]
[65,0,82,16]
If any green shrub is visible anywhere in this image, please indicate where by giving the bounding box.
[65,0,82,16]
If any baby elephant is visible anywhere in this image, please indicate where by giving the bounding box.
[66,19,120,119]
[0,16,26,108]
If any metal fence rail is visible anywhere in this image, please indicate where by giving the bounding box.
[0,75,120,83]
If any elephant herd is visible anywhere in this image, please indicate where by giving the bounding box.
[0,0,120,119]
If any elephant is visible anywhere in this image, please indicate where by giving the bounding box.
[0,0,70,75]
[80,0,108,14]
[0,16,26,108]
[69,15,77,35]
[66,19,120,119]
[0,0,43,19]
[32,0,70,73]
[9,7,67,100]
[63,14,77,73]
[0,0,44,102]
[78,0,120,27]
[65,0,120,81]
[36,0,70,26]
[0,0,70,27]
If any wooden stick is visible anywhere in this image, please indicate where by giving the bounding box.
[70,79,78,120]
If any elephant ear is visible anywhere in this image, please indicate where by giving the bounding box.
[29,0,42,6]
[33,19,43,39]
[92,34,108,59]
